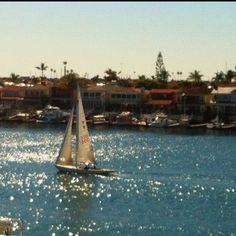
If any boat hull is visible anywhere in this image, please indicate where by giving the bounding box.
[55,164,115,176]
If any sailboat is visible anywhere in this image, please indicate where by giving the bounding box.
[55,81,115,175]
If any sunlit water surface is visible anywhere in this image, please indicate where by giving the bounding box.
[0,123,236,235]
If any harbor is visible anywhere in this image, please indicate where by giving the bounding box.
[1,108,236,131]
[1,2,236,235]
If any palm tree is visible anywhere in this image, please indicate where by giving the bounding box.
[211,71,225,84]
[53,69,56,79]
[104,68,119,83]
[225,70,235,83]
[63,61,67,76]
[187,70,203,84]
[10,73,20,83]
[35,63,48,78]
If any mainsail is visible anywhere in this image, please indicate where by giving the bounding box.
[76,82,96,165]
[55,105,74,166]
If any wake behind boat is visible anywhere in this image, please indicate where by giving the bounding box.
[55,81,115,176]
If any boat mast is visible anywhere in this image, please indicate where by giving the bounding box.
[75,80,80,167]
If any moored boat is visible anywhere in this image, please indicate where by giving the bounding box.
[36,105,70,123]
[92,114,109,125]
[113,111,137,126]
[206,116,234,129]
[148,112,179,128]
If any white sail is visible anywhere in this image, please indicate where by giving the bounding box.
[55,105,74,166]
[76,82,96,165]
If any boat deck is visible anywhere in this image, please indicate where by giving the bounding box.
[55,164,115,176]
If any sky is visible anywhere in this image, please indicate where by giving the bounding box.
[0,2,236,80]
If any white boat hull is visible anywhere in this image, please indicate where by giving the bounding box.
[55,164,115,176]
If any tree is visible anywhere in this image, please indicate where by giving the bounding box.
[35,63,48,78]
[211,71,225,84]
[134,77,165,90]
[50,68,54,79]
[187,70,203,84]
[137,75,148,80]
[91,75,104,83]
[117,79,133,87]
[104,69,120,83]
[10,73,20,83]
[225,70,235,83]
[155,52,169,83]
[60,73,89,89]
[63,61,67,76]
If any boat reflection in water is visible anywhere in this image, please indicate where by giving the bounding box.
[52,173,95,234]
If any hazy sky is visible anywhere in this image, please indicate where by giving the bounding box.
[0,2,236,80]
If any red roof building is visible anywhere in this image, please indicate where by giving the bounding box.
[1,86,24,109]
[144,88,178,113]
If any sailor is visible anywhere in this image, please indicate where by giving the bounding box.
[84,162,90,169]
[91,163,96,169]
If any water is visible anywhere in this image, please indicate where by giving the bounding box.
[0,122,236,235]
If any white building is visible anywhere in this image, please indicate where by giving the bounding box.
[212,86,236,120]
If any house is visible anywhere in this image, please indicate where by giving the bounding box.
[80,84,144,114]
[50,84,72,109]
[145,89,178,114]
[23,84,51,110]
[106,85,144,113]
[212,86,236,121]
[177,87,213,121]
[1,85,24,109]
[81,85,106,114]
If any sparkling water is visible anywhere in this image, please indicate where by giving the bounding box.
[0,122,236,235]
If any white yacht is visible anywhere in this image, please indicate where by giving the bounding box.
[92,114,109,125]
[207,116,233,129]
[149,113,179,128]
[179,114,191,127]
[36,105,70,123]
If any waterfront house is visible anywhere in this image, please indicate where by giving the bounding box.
[81,85,106,114]
[106,84,144,113]
[211,86,236,121]
[145,89,178,114]
[177,87,213,121]
[23,84,51,110]
[50,84,72,109]
[1,85,25,116]
[79,83,144,115]
[1,85,24,109]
